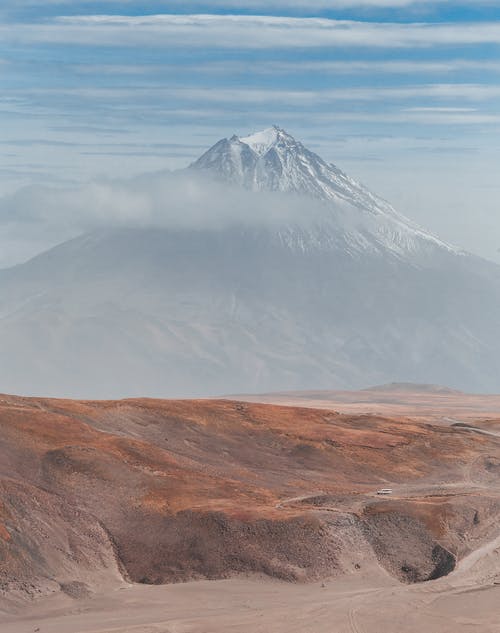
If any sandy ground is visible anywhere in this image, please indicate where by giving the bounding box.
[4,528,500,633]
[232,386,500,424]
[3,556,500,633]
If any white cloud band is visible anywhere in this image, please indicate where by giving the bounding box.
[2,14,500,49]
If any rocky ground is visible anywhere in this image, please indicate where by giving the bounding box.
[1,388,500,631]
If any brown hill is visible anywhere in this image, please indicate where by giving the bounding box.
[1,394,500,610]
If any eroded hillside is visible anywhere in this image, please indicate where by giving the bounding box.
[1,395,500,609]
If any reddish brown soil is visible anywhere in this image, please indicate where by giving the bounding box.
[1,393,499,606]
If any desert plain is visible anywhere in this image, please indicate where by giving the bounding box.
[1,384,500,632]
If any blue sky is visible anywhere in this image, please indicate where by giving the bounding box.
[1,0,500,262]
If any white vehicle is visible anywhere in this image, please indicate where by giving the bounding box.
[376,488,393,495]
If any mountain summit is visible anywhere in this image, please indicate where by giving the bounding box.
[0,128,499,398]
[191,126,452,257]
[191,125,392,206]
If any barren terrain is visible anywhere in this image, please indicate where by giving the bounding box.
[1,387,500,631]
[234,382,500,422]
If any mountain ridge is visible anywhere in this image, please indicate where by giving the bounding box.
[0,127,499,398]
[190,126,455,259]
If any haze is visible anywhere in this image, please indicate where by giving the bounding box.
[1,1,500,266]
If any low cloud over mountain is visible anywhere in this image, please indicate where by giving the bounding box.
[0,128,499,398]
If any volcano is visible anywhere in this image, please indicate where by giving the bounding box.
[0,127,499,398]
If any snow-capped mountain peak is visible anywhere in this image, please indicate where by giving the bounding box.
[190,126,398,215]
[190,126,456,258]
[191,125,315,195]
[239,126,282,156]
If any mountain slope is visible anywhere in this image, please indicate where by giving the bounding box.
[191,126,454,258]
[0,128,499,398]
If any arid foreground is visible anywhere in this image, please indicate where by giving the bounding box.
[1,388,500,632]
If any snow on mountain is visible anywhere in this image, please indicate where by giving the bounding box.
[191,126,455,258]
[240,127,280,156]
[0,126,498,400]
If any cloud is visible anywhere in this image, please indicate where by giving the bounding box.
[62,59,500,77]
[167,83,500,103]
[311,110,500,124]
[403,106,477,111]
[8,0,500,7]
[0,170,343,267]
[7,83,500,106]
[177,0,498,5]
[3,14,500,49]
[237,59,500,75]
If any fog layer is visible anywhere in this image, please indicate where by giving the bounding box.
[0,171,339,268]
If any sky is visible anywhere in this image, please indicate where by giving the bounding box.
[1,1,500,264]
